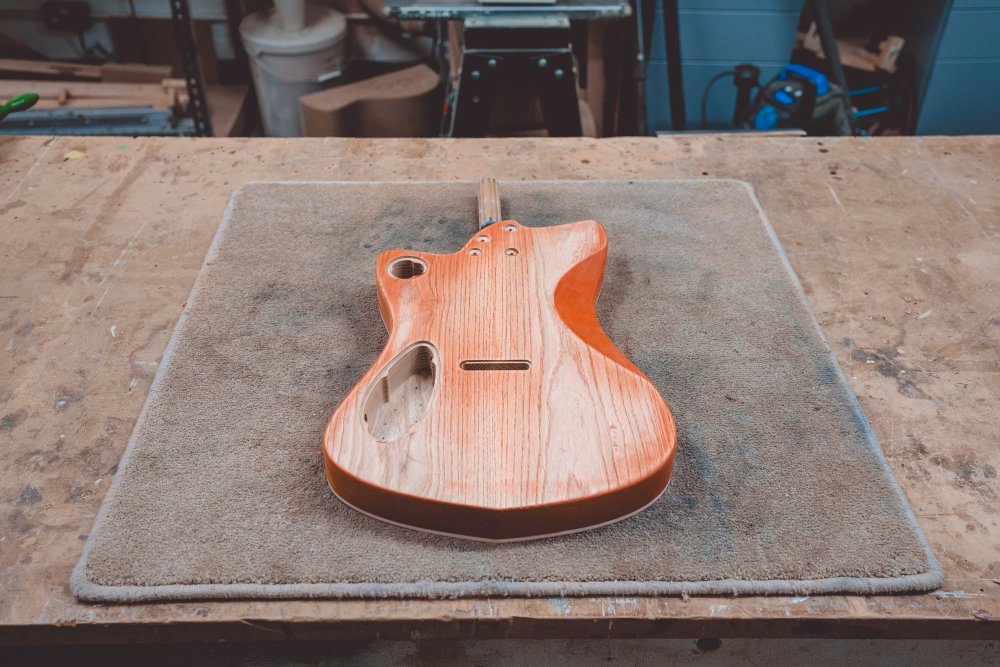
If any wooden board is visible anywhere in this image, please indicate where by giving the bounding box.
[205,84,252,138]
[0,79,180,100]
[0,58,172,83]
[0,135,998,643]
[324,217,676,540]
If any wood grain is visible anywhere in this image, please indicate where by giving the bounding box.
[478,177,502,228]
[323,219,677,540]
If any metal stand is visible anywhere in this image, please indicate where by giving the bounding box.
[169,0,213,137]
[661,0,685,131]
[808,0,861,135]
[384,2,629,138]
[450,16,582,137]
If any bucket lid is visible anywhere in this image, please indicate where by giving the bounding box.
[240,5,346,55]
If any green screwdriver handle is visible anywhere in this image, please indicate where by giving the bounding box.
[0,93,40,122]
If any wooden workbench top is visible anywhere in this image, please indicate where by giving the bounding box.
[1,135,997,643]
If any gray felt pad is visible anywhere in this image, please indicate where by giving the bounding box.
[72,180,942,601]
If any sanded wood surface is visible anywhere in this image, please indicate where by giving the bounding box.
[0,135,998,643]
[324,219,676,540]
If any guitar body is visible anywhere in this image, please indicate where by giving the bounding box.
[323,218,677,541]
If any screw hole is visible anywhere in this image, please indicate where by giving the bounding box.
[468,248,482,256]
[388,257,427,279]
[504,248,518,256]
[504,224,516,232]
[476,235,490,242]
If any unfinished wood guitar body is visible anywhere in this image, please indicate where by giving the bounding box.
[323,216,677,541]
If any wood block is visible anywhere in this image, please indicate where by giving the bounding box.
[206,84,251,137]
[0,58,101,79]
[299,64,440,137]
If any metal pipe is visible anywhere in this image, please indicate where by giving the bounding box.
[661,0,685,131]
[809,0,860,135]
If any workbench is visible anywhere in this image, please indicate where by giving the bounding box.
[1,135,997,650]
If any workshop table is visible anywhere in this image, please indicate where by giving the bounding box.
[1,135,998,651]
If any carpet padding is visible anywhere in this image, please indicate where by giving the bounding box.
[72,180,942,601]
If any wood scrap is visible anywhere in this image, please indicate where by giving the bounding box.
[0,58,100,80]
[98,63,174,83]
[206,84,251,137]
[0,58,172,83]
[797,23,904,74]
[299,64,440,137]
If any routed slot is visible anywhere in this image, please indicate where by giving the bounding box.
[460,360,531,371]
[362,343,437,441]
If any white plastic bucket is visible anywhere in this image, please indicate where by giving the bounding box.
[240,4,347,137]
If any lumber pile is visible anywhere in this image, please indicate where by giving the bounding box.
[0,58,172,82]
[0,57,250,136]
[0,78,188,112]
[0,58,187,113]
[796,23,905,74]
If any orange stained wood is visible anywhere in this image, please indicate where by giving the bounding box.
[323,218,677,541]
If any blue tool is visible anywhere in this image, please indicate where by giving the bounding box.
[751,64,828,131]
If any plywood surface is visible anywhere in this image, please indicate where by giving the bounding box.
[0,135,997,642]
